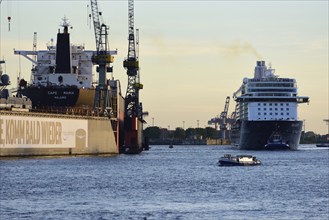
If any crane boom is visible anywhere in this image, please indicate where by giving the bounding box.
[220,96,230,130]
[127,0,136,60]
[90,0,103,52]
[32,32,37,66]
[220,96,230,121]
[90,0,114,110]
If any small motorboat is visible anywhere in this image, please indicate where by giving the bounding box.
[265,133,289,150]
[316,143,329,148]
[217,154,261,166]
[169,145,173,148]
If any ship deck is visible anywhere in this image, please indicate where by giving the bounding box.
[0,109,117,121]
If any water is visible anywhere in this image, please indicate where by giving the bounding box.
[1,145,328,220]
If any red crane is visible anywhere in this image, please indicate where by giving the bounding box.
[122,0,146,154]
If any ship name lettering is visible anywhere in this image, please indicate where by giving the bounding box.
[54,96,66,99]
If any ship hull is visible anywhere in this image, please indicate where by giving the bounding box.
[238,120,303,150]
[20,86,80,107]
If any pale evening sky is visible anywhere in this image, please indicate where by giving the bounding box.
[0,0,328,134]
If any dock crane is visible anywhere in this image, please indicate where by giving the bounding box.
[31,32,37,76]
[90,0,115,111]
[122,0,145,154]
[219,96,230,133]
[208,96,230,139]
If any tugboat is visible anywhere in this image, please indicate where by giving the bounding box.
[264,132,290,150]
[217,154,261,166]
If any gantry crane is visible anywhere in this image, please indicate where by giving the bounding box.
[208,96,231,139]
[90,0,114,111]
[219,96,230,131]
[122,0,144,154]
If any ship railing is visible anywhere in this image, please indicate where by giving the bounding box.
[29,106,118,119]
[248,78,294,82]
[0,97,32,110]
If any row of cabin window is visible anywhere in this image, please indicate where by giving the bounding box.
[258,108,289,111]
[258,112,289,116]
[256,118,294,120]
[257,103,289,106]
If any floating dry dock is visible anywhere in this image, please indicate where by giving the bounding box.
[0,110,120,157]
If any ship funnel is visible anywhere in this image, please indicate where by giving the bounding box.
[55,19,72,74]
[254,60,267,78]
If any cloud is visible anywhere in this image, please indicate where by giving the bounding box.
[219,40,263,59]
[309,38,328,50]
[144,36,263,61]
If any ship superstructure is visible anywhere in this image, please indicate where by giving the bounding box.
[232,61,309,150]
[15,17,117,107]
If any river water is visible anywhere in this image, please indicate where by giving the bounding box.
[1,145,328,220]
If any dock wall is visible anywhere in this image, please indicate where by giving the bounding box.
[0,111,118,157]
[206,139,231,145]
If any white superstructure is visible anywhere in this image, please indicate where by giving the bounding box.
[15,45,94,88]
[233,61,308,122]
[14,18,117,89]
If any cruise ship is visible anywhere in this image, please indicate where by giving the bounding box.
[232,61,309,150]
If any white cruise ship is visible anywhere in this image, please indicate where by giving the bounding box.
[232,61,309,150]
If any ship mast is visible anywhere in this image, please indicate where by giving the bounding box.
[0,0,4,74]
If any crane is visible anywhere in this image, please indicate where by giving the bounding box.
[208,96,231,139]
[90,0,114,111]
[219,96,230,131]
[31,32,37,77]
[122,0,144,154]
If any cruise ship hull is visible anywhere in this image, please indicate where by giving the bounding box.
[239,120,303,150]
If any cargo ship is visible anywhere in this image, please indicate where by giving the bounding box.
[231,61,309,150]
[14,18,118,108]
[0,18,126,157]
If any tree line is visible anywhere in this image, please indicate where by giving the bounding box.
[143,126,328,145]
[143,126,219,144]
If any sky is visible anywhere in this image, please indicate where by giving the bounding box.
[0,0,328,134]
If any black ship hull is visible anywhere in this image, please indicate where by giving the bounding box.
[238,120,303,150]
[20,86,80,107]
